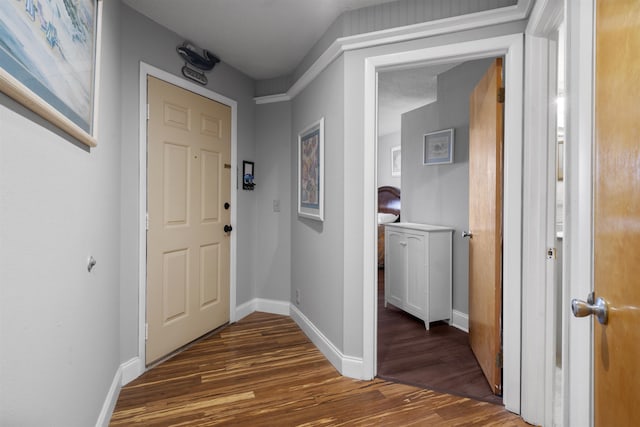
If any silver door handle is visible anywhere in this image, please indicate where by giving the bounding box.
[462,230,472,238]
[571,295,608,325]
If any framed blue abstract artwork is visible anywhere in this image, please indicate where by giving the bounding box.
[0,0,100,147]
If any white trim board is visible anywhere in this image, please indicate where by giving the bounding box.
[254,0,533,105]
[120,357,142,386]
[565,1,595,426]
[235,301,364,378]
[521,1,566,424]
[362,33,524,414]
[235,298,291,321]
[96,366,121,427]
[451,310,469,333]
[290,305,365,380]
[135,62,238,381]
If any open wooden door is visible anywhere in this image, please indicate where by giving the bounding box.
[468,58,503,395]
[590,1,640,424]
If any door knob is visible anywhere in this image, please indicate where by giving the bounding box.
[224,202,230,210]
[571,292,608,325]
[224,224,233,233]
[462,230,473,238]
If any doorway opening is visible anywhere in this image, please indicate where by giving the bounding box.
[375,57,504,404]
[362,33,524,413]
[135,62,238,378]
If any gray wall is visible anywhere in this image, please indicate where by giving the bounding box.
[0,1,122,425]
[291,56,345,351]
[118,4,257,362]
[254,102,292,301]
[377,132,401,189]
[401,58,493,314]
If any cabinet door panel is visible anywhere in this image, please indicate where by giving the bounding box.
[405,234,426,316]
[385,230,406,308]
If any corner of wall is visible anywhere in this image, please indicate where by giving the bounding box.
[290,305,366,380]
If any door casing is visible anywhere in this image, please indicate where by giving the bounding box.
[565,2,596,426]
[135,62,238,378]
[521,1,565,425]
[364,34,524,413]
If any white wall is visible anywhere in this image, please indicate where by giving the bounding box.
[291,56,345,351]
[254,102,292,301]
[377,132,401,189]
[118,4,257,362]
[0,1,122,424]
[401,58,493,314]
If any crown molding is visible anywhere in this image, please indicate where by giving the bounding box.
[254,0,533,104]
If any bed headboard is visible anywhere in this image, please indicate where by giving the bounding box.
[378,186,401,218]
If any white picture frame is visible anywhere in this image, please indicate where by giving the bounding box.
[391,145,401,177]
[423,128,454,165]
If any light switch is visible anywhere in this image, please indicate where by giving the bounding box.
[273,200,280,212]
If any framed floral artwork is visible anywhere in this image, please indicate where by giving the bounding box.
[298,117,324,221]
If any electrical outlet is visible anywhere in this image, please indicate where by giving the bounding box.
[295,289,301,305]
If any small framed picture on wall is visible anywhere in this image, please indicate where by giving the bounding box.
[391,146,401,177]
[423,128,454,165]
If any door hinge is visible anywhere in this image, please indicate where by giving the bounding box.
[496,350,503,369]
[146,213,149,231]
[145,323,148,340]
[146,103,150,120]
[498,88,505,103]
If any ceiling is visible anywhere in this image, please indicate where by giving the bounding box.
[378,63,458,137]
[123,0,397,80]
[123,0,519,136]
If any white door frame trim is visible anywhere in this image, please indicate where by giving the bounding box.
[564,1,595,426]
[363,33,524,413]
[521,0,564,424]
[135,62,238,378]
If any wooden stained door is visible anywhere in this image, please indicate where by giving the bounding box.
[146,76,231,365]
[593,1,640,424]
[468,58,503,395]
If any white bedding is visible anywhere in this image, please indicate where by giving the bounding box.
[377,212,399,224]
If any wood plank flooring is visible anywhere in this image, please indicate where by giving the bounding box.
[111,312,527,426]
[377,271,501,404]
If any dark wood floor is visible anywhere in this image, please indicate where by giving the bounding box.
[111,312,525,426]
[377,268,502,404]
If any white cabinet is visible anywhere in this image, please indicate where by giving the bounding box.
[384,223,453,329]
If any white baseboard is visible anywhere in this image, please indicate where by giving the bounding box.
[120,357,143,386]
[235,299,255,321]
[255,298,291,316]
[96,366,122,427]
[235,298,291,321]
[290,305,365,380]
[342,355,365,379]
[237,299,367,378]
[452,309,469,332]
